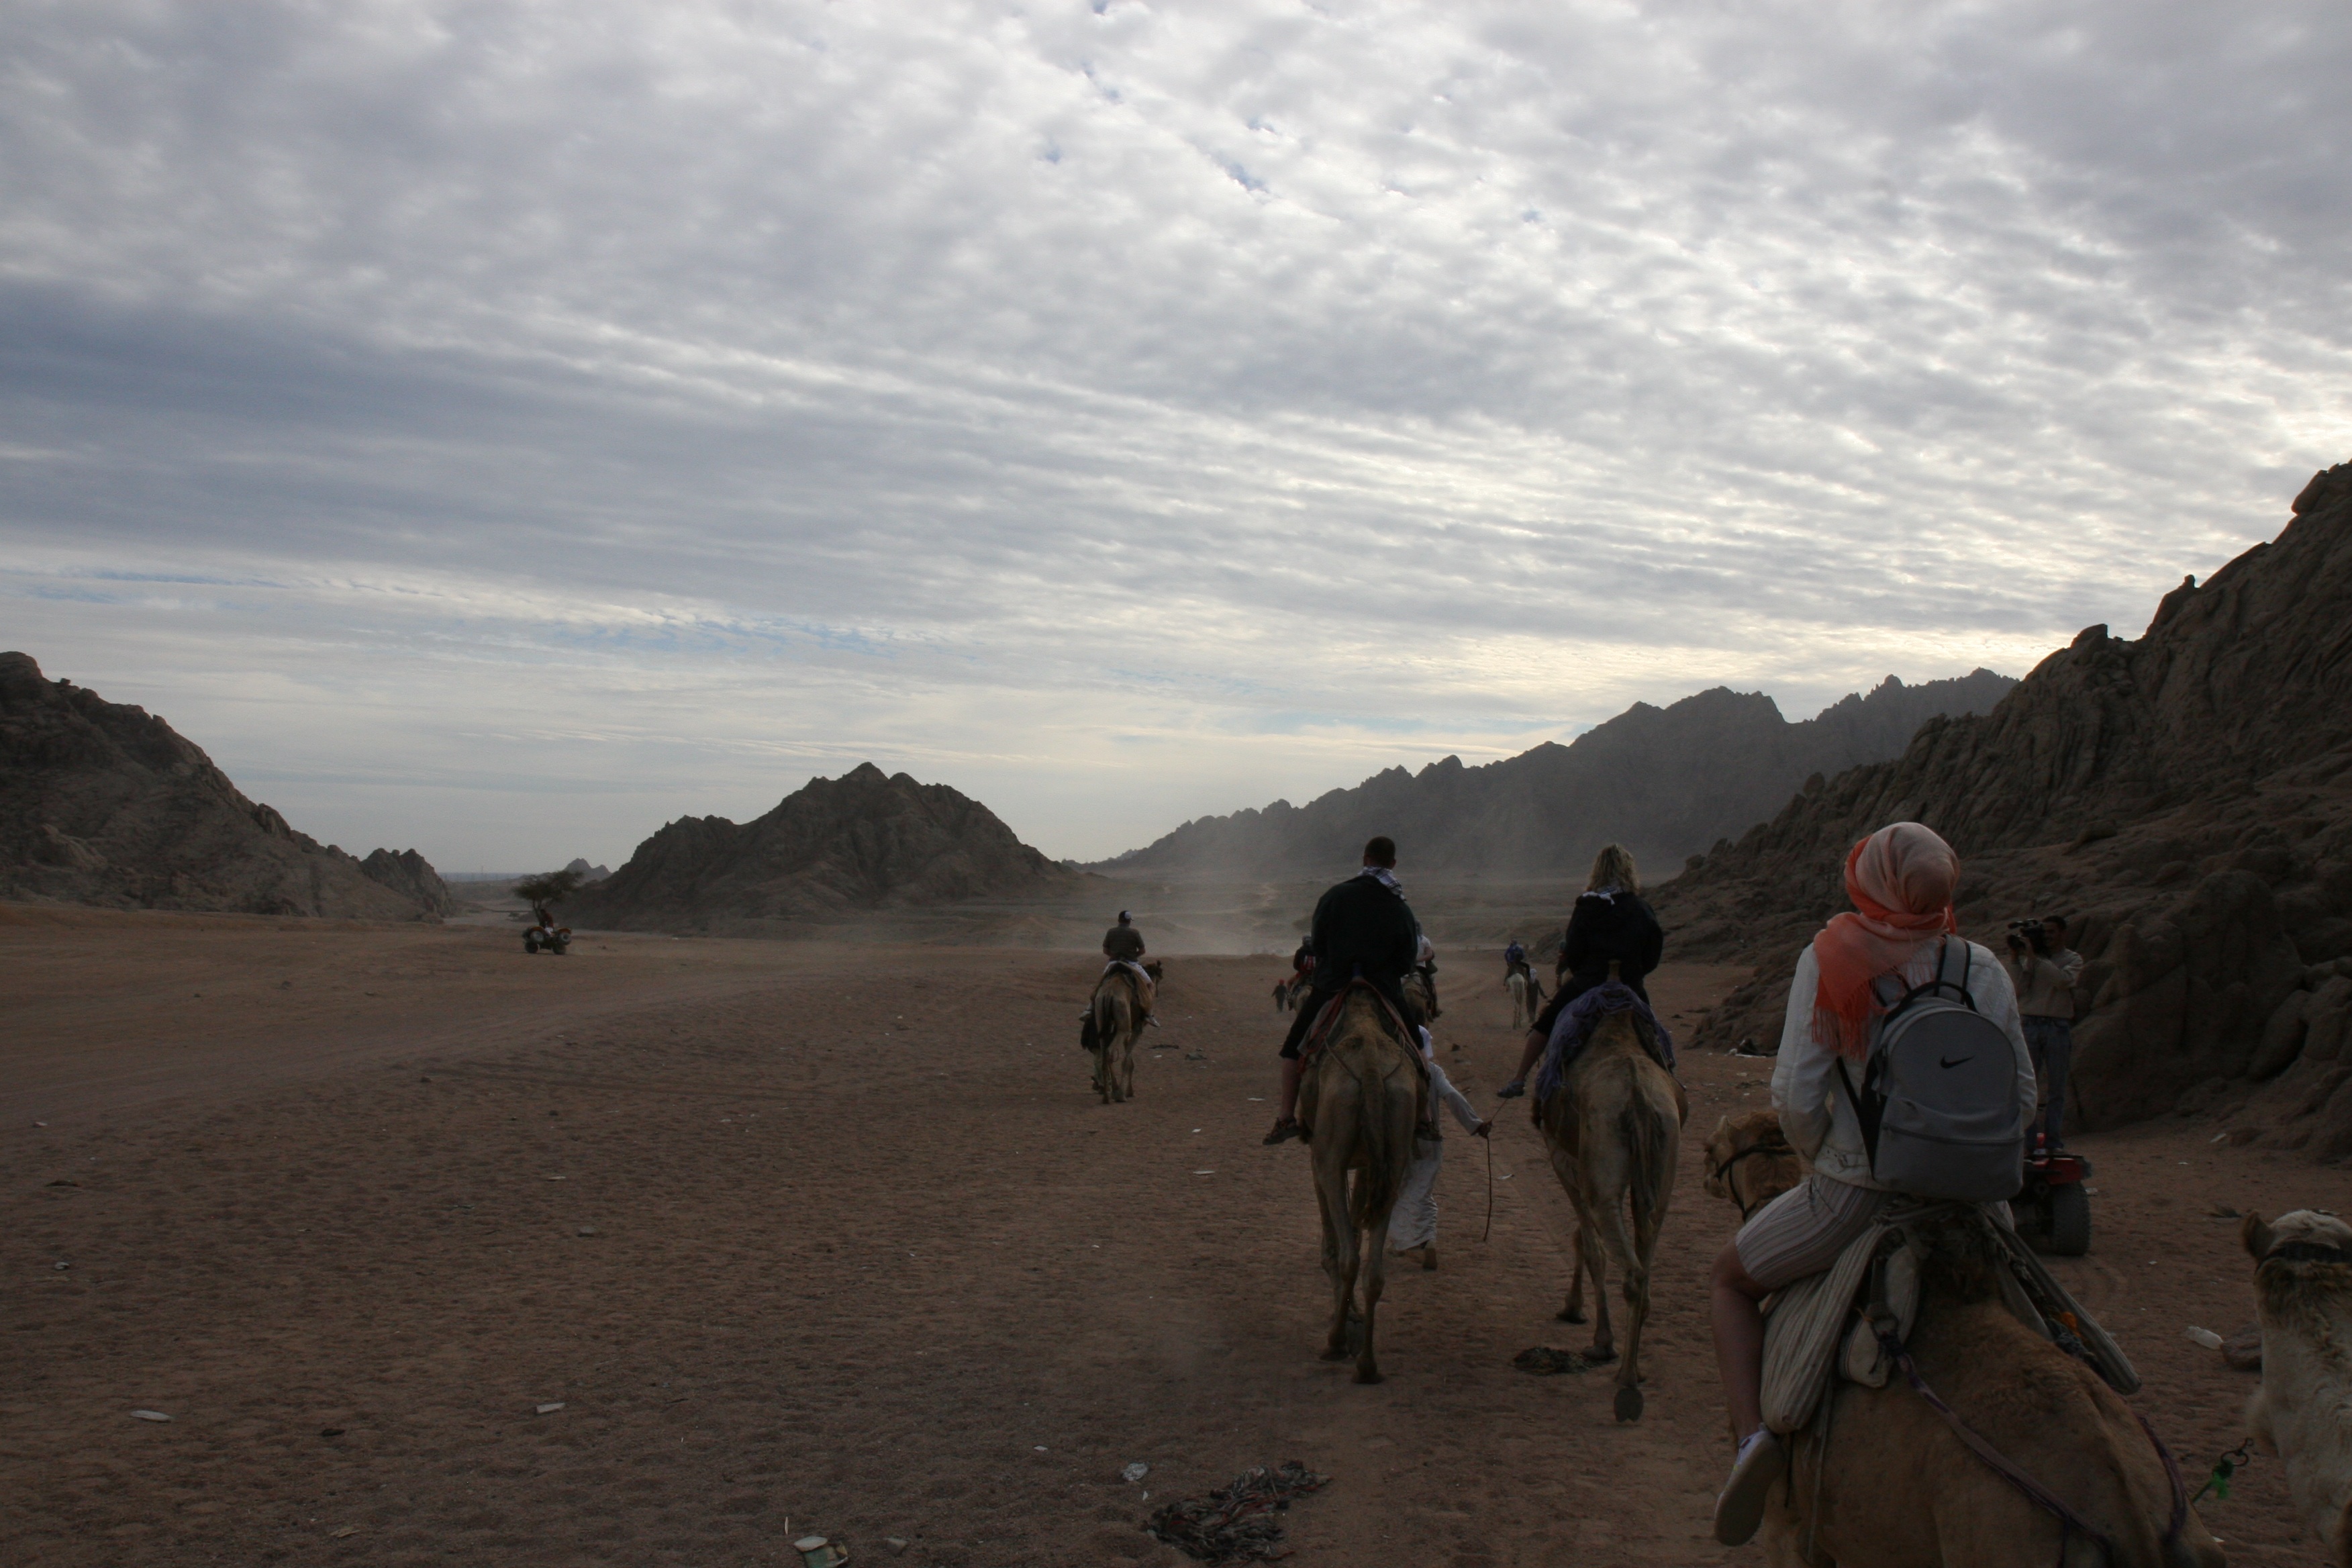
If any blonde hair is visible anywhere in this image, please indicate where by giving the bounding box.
[1587,843,1639,895]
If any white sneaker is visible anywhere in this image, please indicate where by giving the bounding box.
[1712,1427,1786,1546]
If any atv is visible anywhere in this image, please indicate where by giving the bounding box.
[524,923,571,956]
[2014,1134,2092,1256]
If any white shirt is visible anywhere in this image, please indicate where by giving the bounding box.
[1771,938,2035,1190]
[1420,1028,1484,1134]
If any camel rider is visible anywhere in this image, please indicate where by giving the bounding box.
[1707,822,2034,1547]
[1498,843,1665,1098]
[1261,836,1422,1145]
[1103,911,1146,964]
[1504,939,1530,983]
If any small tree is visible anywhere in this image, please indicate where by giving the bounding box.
[513,868,585,908]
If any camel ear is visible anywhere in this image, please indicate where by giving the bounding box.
[2242,1212,2274,1261]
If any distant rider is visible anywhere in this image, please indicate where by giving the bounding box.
[1498,844,1665,1098]
[2005,914,2084,1147]
[1261,836,1423,1145]
[1103,910,1146,964]
[1504,939,1530,984]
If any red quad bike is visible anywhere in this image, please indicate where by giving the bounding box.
[2014,1134,2092,1256]
[524,922,571,957]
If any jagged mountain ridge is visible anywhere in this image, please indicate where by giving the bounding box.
[569,762,1083,934]
[0,652,438,920]
[1656,462,2352,1155]
[1097,671,2016,881]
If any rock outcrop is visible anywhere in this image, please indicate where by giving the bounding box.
[0,653,434,920]
[1656,462,2352,1157]
[358,847,456,916]
[1096,671,2015,881]
[569,763,1081,934]
[563,858,611,883]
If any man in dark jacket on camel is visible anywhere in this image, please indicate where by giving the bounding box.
[1262,836,1422,1145]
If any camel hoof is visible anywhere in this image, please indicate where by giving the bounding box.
[1614,1385,1644,1422]
[1584,1346,1618,1366]
[1556,1307,1587,1324]
[1354,1367,1383,1385]
[1421,1246,1438,1271]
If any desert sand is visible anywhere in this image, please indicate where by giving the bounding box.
[2,905,2341,1566]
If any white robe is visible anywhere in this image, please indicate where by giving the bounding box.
[1390,1029,1485,1252]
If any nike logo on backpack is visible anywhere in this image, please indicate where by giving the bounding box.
[1939,1055,1972,1069]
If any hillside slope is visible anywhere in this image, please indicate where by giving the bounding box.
[1657,462,2352,1155]
[569,763,1083,934]
[0,653,434,920]
[1099,671,2014,881]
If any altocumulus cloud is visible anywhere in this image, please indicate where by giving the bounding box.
[1,1,2347,866]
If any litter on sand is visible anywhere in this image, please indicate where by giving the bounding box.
[2185,1326,2225,1351]
[1122,1462,1150,1483]
[131,1409,172,1422]
[1512,1347,1593,1375]
[1144,1460,1330,1563]
[535,1402,565,1415]
[330,1525,360,1539]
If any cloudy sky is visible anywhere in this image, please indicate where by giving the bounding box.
[4,1,2347,869]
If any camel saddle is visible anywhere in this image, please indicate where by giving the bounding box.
[1759,1201,2139,1437]
[1293,979,1432,1143]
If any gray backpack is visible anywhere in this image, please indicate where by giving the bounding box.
[1836,938,2025,1202]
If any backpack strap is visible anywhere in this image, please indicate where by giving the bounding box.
[1834,1055,1885,1170]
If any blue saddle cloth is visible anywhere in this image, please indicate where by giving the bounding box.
[1534,982,1676,1103]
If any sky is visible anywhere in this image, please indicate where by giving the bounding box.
[4,1,2348,870]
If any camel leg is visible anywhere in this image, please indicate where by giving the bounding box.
[1579,1213,1618,1365]
[1559,1224,1589,1323]
[1320,1170,1359,1363]
[1356,1191,1392,1385]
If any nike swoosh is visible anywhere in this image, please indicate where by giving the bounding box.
[1939,1056,1972,1069]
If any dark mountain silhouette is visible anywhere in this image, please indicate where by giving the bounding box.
[570,763,1082,934]
[1657,461,2352,1155]
[358,847,456,916]
[0,652,434,920]
[1095,671,2015,882]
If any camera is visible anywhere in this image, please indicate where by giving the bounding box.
[2006,916,2060,954]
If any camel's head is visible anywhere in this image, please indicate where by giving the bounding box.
[1702,1108,1800,1214]
[2242,1208,2352,1265]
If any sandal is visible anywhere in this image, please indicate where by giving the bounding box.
[1261,1117,1302,1146]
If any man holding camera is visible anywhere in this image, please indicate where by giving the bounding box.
[2006,915,2084,1146]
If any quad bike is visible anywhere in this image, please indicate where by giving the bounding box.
[2013,1134,2092,1256]
[524,924,571,956]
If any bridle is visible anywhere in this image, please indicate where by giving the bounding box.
[1706,1132,1794,1220]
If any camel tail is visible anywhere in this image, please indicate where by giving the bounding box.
[1349,1055,1407,1230]
[1620,1063,1673,1228]
[1092,986,1122,1043]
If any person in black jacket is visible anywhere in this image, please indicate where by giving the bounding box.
[1497,844,1664,1098]
[1261,835,1423,1144]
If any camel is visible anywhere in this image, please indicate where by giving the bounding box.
[1086,962,1155,1104]
[1299,983,1421,1385]
[1694,1130,2224,1566]
[1702,1108,1804,1223]
[1538,992,1686,1422]
[2243,1208,2352,1565]
[1507,967,1545,1030]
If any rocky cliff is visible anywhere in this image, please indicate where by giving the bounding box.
[358,847,456,916]
[1657,462,2352,1158]
[569,763,1083,934]
[0,652,434,920]
[1098,671,2015,881]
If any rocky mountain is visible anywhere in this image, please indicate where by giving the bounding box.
[569,762,1083,934]
[563,858,611,883]
[1657,462,2352,1157]
[1097,671,2016,881]
[358,847,456,916]
[0,652,435,920]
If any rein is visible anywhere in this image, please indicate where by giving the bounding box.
[2266,1241,2352,1265]
[1874,1330,2191,1565]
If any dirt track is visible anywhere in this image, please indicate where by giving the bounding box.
[2,908,2344,1565]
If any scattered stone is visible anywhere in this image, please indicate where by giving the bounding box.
[131,1409,171,1422]
[575,1225,598,1236]
[320,1427,345,1437]
[330,1524,360,1539]
[2184,1326,2224,1351]
[1122,1462,1150,1483]
[535,1402,565,1415]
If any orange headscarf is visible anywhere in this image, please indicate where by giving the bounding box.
[1810,822,1960,1059]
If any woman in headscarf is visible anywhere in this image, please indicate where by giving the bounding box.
[1706,822,2034,1547]
[1496,842,1665,1098]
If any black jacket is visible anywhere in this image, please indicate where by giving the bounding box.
[1305,872,1419,999]
[1558,889,1664,995]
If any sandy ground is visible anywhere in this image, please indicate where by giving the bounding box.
[4,906,2348,1567]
